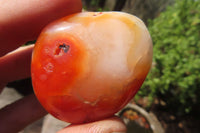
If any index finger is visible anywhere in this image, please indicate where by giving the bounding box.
[0,0,82,56]
[57,117,126,133]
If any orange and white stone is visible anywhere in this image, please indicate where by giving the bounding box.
[31,12,153,123]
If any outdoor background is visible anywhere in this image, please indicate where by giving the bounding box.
[1,0,199,133]
[83,0,200,133]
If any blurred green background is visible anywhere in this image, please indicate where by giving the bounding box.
[82,0,200,132]
[8,0,200,132]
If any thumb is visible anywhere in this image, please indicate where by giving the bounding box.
[57,117,126,133]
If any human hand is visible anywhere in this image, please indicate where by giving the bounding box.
[0,0,126,133]
[57,117,126,133]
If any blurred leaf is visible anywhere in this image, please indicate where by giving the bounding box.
[136,0,200,116]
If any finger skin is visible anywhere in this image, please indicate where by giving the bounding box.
[0,45,34,85]
[0,94,47,133]
[0,1,82,132]
[0,0,82,56]
[0,0,82,90]
[0,83,6,94]
[57,117,126,133]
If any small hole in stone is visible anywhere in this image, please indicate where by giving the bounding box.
[54,43,70,55]
[93,12,103,16]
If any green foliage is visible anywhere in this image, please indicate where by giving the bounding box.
[90,0,100,6]
[137,0,200,115]
[83,0,110,11]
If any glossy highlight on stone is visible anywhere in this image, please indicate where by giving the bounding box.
[31,11,153,124]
